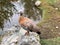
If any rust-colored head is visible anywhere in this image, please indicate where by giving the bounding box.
[19,16,24,25]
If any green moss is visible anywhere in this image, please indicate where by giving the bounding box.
[40,37,60,45]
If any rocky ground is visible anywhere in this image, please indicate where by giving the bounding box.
[0,27,41,45]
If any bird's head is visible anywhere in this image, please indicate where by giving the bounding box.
[20,12,23,16]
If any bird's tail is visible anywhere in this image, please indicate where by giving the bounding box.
[28,25,41,35]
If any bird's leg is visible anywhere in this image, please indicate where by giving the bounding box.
[25,30,29,36]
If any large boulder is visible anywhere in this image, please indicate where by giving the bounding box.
[1,27,41,45]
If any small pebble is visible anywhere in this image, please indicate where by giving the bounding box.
[56,26,59,29]
[55,8,58,10]
[35,1,41,6]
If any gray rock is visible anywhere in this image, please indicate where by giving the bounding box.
[1,27,41,45]
[18,32,41,45]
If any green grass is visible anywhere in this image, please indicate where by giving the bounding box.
[46,0,57,4]
[40,37,60,45]
[39,0,60,20]
[37,0,60,39]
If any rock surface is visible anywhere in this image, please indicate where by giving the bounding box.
[1,27,41,45]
